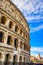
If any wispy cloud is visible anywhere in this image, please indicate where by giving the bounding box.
[26,16,43,22]
[30,24,43,33]
[31,47,43,57]
[31,47,43,52]
[11,0,43,33]
[11,0,43,21]
[31,53,43,57]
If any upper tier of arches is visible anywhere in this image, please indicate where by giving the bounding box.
[0,0,30,33]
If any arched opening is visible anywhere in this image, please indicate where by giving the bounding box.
[9,21,14,29]
[20,41,22,49]
[19,56,22,62]
[26,46,28,51]
[1,16,6,25]
[15,25,19,32]
[7,35,12,45]
[14,38,18,50]
[0,32,4,43]
[24,44,26,50]
[4,54,11,65]
[26,35,27,39]
[25,45,27,51]
[24,57,25,62]
[13,55,18,65]
[19,56,22,65]
[0,53,2,62]
[20,29,22,35]
[23,32,25,37]
[13,55,18,62]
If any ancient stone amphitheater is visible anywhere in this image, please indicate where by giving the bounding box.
[0,0,30,64]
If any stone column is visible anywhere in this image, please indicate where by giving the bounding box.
[0,53,5,65]
[5,19,10,27]
[22,56,24,62]
[17,40,20,51]
[17,56,20,62]
[21,32,23,37]
[11,36,14,47]
[5,54,13,65]
[22,44,24,50]
[23,56,25,65]
[18,28,20,34]
[4,31,8,45]
[13,23,15,31]
[9,55,13,65]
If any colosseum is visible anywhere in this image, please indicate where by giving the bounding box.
[0,0,30,64]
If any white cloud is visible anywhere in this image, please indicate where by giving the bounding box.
[26,16,43,21]
[41,55,43,57]
[11,0,43,33]
[30,24,43,33]
[31,53,43,57]
[31,47,43,57]
[11,0,43,21]
[31,54,38,57]
[31,47,43,52]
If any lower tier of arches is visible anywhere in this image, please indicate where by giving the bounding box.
[0,52,30,65]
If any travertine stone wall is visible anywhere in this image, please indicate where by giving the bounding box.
[0,0,30,63]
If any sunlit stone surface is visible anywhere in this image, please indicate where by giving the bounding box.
[0,0,30,64]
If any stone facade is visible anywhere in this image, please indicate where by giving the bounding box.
[0,0,30,64]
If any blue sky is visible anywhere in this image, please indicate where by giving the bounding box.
[11,0,43,57]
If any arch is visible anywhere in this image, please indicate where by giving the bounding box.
[24,44,25,50]
[0,31,4,43]
[9,21,14,29]
[4,54,11,65]
[24,45,27,51]
[0,52,3,63]
[23,32,25,37]
[19,56,22,62]
[7,35,12,45]
[20,41,22,49]
[13,55,18,62]
[19,56,22,65]
[20,29,22,35]
[26,35,27,38]
[15,25,19,32]
[1,16,7,25]
[26,46,28,51]
[13,55,18,65]
[0,52,2,59]
[24,56,25,62]
[14,38,18,50]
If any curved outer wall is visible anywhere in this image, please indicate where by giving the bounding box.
[0,0,30,63]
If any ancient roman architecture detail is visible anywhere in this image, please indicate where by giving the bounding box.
[0,0,30,64]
